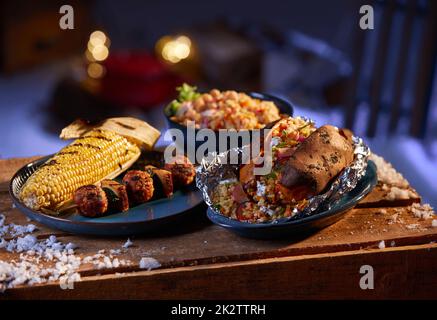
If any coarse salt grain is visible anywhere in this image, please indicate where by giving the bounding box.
[65,243,77,250]
[139,257,161,270]
[122,238,133,249]
[378,241,385,249]
[0,239,7,248]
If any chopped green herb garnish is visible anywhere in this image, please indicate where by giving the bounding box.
[177,83,200,102]
[275,141,288,148]
[297,122,312,131]
[165,100,181,116]
[165,83,201,116]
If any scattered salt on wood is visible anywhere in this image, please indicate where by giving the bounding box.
[386,187,416,201]
[411,203,435,220]
[370,154,410,188]
[388,213,404,225]
[0,218,136,292]
[110,249,121,255]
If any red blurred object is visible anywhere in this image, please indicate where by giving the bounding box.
[99,52,183,109]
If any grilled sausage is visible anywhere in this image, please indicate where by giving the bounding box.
[122,170,154,204]
[74,185,108,217]
[144,165,174,198]
[164,155,196,186]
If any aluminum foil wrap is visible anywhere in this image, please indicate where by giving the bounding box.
[196,136,370,223]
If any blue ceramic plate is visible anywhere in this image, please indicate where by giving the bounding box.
[206,161,378,239]
[10,156,203,236]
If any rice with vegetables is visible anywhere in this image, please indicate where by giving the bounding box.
[212,180,303,223]
[211,116,317,223]
[166,84,280,130]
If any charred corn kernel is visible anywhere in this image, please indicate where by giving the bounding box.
[20,129,140,211]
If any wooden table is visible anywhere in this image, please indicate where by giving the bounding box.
[1,156,436,299]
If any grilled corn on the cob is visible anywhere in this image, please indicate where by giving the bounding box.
[19,129,141,212]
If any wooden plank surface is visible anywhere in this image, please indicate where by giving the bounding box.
[1,156,436,299]
[3,243,437,300]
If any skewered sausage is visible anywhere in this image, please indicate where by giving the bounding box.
[74,185,108,217]
[122,170,154,204]
[164,155,196,186]
[100,179,129,212]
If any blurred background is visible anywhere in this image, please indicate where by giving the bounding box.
[0,0,436,206]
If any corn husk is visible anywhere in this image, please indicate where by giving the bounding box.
[60,117,161,150]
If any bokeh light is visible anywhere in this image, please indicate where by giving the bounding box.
[89,30,107,47]
[85,30,110,63]
[156,35,192,64]
[91,45,109,61]
[87,62,106,79]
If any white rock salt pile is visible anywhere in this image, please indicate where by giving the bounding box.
[0,216,140,292]
[410,203,435,220]
[370,154,411,189]
[0,233,82,292]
